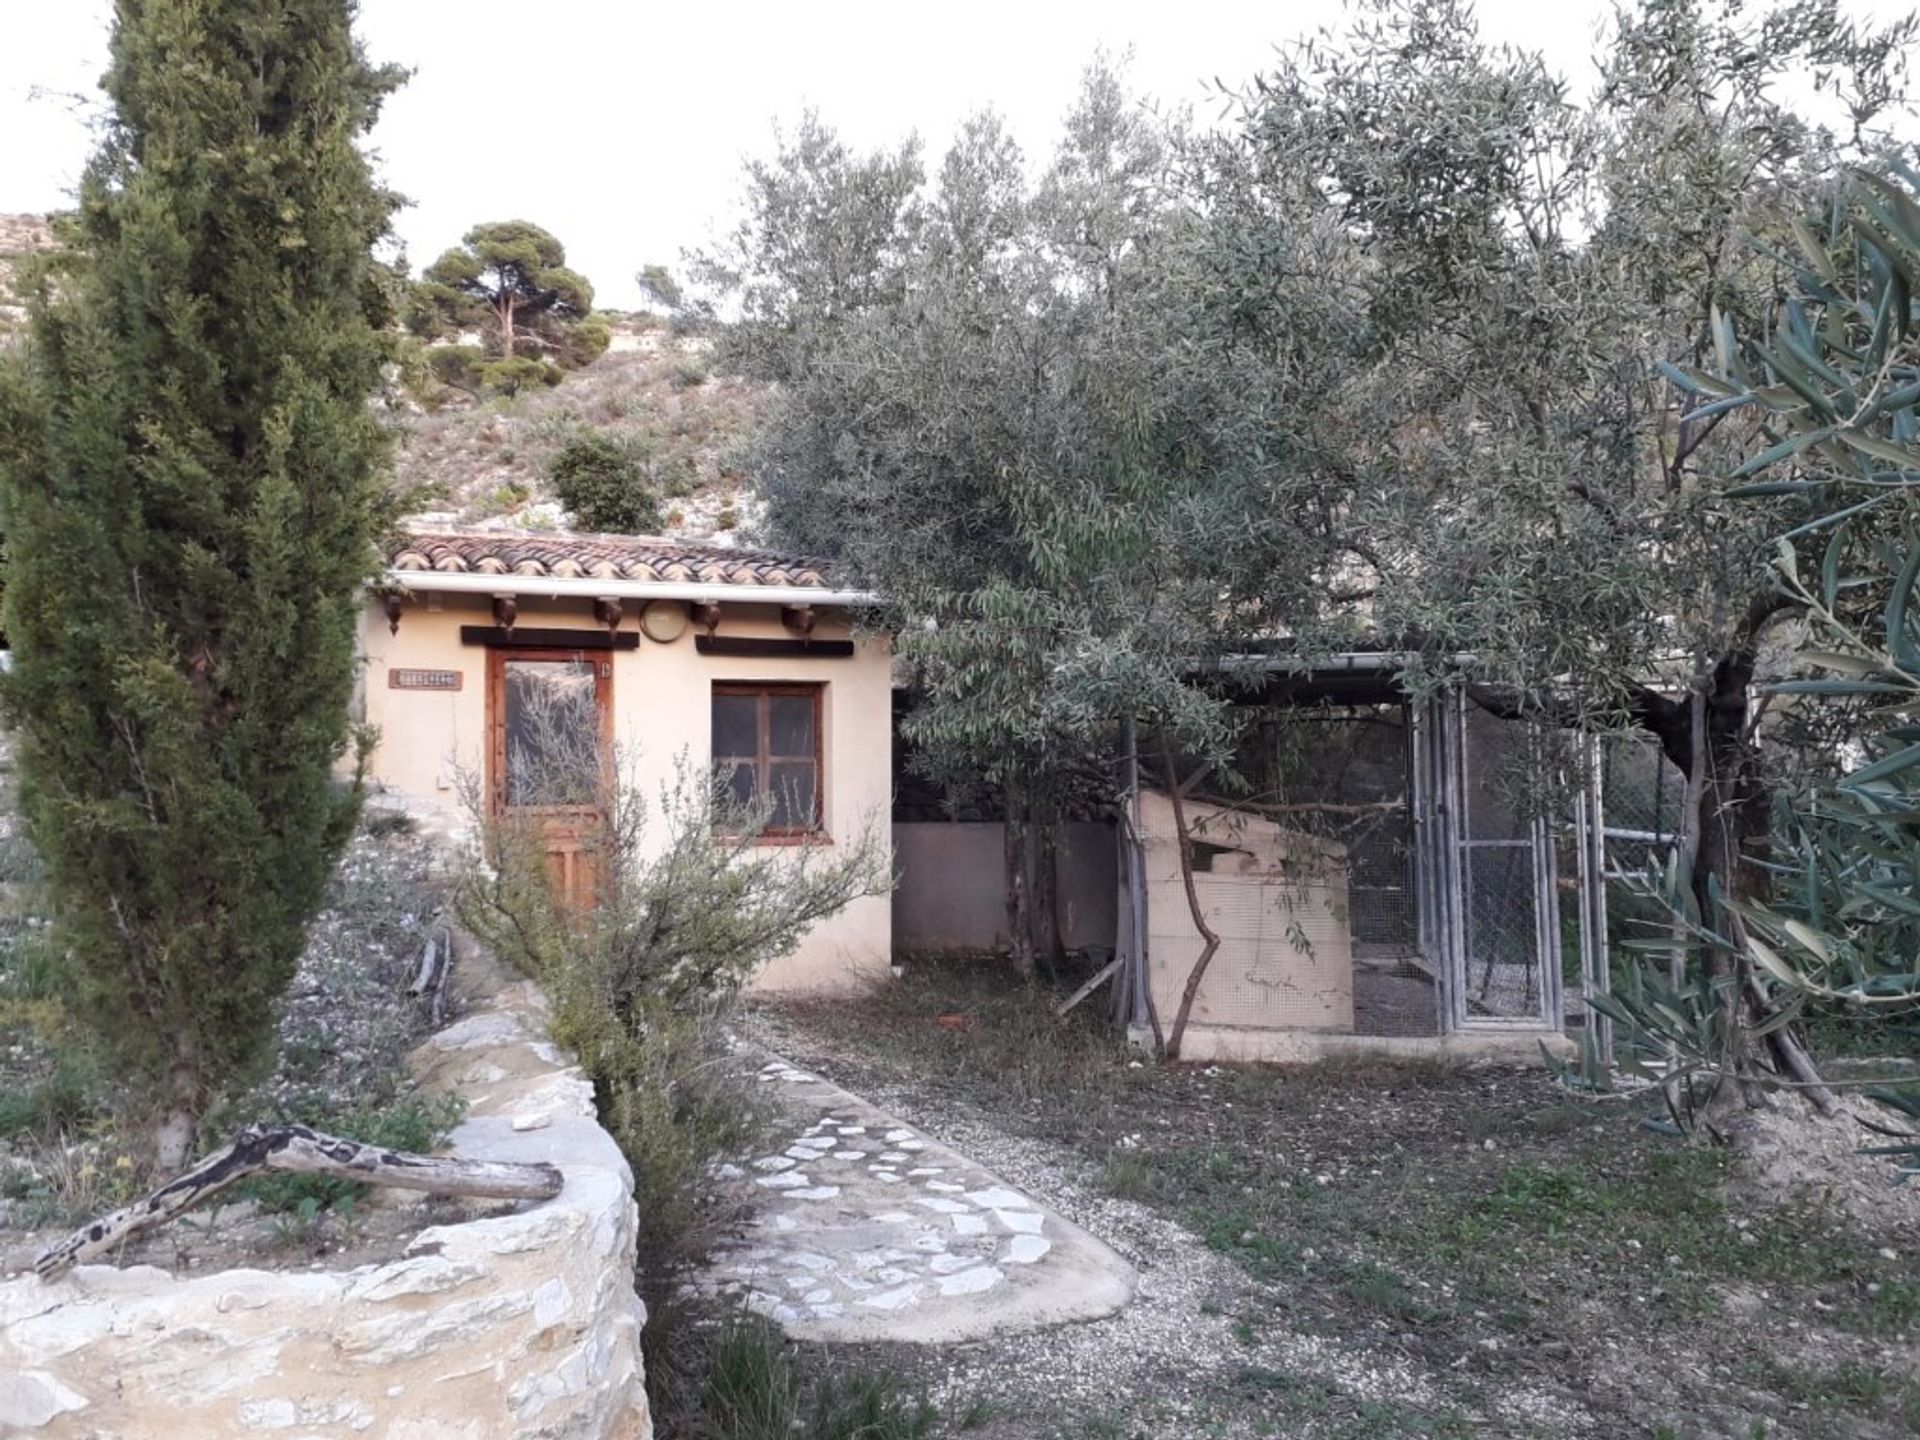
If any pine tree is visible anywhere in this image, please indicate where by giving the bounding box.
[0,0,403,1172]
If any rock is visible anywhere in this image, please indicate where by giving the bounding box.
[936,1267,1004,1297]
[0,1372,88,1430]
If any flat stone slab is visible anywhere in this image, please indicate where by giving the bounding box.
[705,1053,1135,1344]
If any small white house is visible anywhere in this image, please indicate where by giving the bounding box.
[359,527,894,993]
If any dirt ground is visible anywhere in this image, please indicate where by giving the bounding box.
[742,960,1920,1440]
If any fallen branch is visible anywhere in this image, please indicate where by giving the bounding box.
[1056,956,1123,1018]
[410,922,454,1028]
[36,1123,562,1279]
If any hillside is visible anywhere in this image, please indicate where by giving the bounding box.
[0,214,57,344]
[397,321,773,545]
[0,213,774,545]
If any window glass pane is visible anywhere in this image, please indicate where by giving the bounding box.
[769,694,816,757]
[712,692,758,758]
[768,761,817,830]
[718,760,759,815]
[505,659,597,807]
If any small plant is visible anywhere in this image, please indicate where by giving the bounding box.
[670,358,709,390]
[696,1319,939,1440]
[549,432,661,534]
[1101,1149,1152,1200]
[715,506,740,531]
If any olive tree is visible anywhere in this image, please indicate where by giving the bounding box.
[1204,0,1917,1088]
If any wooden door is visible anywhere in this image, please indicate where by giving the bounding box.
[487,646,613,911]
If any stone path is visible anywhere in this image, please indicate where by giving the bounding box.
[705,1054,1135,1344]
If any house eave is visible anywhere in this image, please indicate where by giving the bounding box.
[382,568,879,609]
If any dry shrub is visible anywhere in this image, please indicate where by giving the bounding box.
[456,712,889,1416]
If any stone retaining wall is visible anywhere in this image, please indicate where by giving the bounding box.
[0,940,650,1440]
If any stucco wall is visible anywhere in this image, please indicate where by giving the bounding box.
[0,940,651,1440]
[892,821,1117,956]
[356,593,893,993]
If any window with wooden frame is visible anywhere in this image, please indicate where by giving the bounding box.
[712,683,824,837]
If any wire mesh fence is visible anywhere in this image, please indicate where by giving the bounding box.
[1254,704,1440,1036]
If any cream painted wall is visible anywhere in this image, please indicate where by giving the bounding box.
[357,591,893,992]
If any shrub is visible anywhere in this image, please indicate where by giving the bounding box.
[670,358,710,390]
[549,433,663,534]
[457,727,890,1416]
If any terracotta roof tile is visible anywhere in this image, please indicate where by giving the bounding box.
[387,530,835,590]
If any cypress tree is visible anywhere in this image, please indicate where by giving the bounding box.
[0,1,403,1171]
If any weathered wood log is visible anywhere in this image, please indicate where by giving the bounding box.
[1056,957,1123,1018]
[35,1123,563,1279]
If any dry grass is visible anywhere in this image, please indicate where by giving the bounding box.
[754,960,1920,1440]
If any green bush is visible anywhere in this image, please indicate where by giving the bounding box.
[0,1052,102,1138]
[458,745,890,1418]
[549,433,663,534]
[670,358,709,390]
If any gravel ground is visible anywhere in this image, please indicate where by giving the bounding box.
[742,1005,1571,1440]
[740,972,1920,1440]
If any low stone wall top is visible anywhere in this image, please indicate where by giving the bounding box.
[0,939,651,1440]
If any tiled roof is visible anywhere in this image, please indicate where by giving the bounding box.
[387,530,834,590]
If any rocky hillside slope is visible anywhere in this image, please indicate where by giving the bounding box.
[0,212,772,545]
[0,214,57,344]
[398,320,771,546]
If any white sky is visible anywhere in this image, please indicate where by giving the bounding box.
[0,1,1907,308]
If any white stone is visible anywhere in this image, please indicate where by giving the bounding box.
[950,1214,989,1236]
[752,1156,796,1172]
[789,1186,841,1200]
[347,1256,487,1303]
[936,1267,1004,1297]
[1004,1235,1053,1265]
[238,1398,299,1429]
[874,1267,913,1284]
[872,1171,903,1183]
[787,1252,836,1273]
[532,1275,575,1326]
[884,1129,915,1142]
[994,1209,1044,1234]
[803,1288,833,1304]
[0,1372,90,1430]
[874,1212,914,1224]
[929,1254,975,1275]
[878,1151,909,1163]
[966,1188,1033,1211]
[925,1181,965,1193]
[832,1150,865,1160]
[857,1284,922,1311]
[906,1167,944,1177]
[915,1197,969,1214]
[757,1171,809,1189]
[511,1112,552,1132]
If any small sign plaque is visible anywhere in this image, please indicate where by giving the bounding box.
[389,667,463,692]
